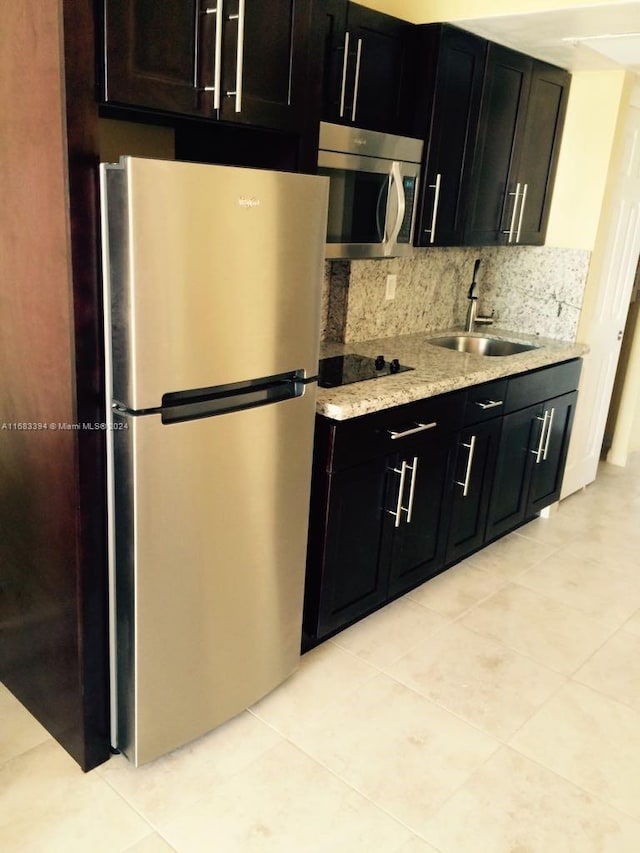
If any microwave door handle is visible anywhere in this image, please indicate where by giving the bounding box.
[375,176,388,242]
[384,162,405,257]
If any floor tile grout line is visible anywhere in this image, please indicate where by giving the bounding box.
[0,734,57,772]
[503,739,640,828]
[255,725,486,851]
[501,667,571,744]
[569,668,640,721]
[0,736,54,771]
[98,766,179,850]
[451,614,614,680]
[130,723,426,850]
[119,832,179,853]
[248,664,527,841]
[515,543,640,584]
[508,577,633,638]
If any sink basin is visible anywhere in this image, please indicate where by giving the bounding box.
[428,334,538,357]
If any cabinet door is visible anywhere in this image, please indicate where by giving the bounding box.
[384,434,453,598]
[348,4,411,133]
[446,419,501,564]
[527,392,577,514]
[416,26,486,247]
[464,44,532,246]
[315,458,389,638]
[320,0,350,124]
[103,0,207,116]
[103,0,313,131]
[485,403,543,541]
[324,3,412,134]
[513,63,570,245]
[219,0,313,130]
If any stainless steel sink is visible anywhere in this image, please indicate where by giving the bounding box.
[428,334,538,357]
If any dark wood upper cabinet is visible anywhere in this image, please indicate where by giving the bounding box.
[514,62,570,244]
[103,1,204,116]
[219,0,313,130]
[413,25,486,247]
[464,43,569,246]
[322,2,414,135]
[102,0,314,132]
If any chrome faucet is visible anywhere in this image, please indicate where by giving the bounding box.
[465,259,481,332]
[465,258,494,332]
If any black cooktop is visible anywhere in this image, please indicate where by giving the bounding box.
[318,353,414,388]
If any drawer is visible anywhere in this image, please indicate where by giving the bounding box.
[464,379,508,425]
[323,389,466,472]
[504,359,582,414]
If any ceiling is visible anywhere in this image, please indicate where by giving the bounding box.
[456,1,640,71]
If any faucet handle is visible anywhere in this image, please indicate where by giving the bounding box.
[475,310,495,326]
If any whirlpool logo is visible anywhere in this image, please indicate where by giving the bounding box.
[238,196,261,208]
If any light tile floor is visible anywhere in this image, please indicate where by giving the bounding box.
[2,455,640,852]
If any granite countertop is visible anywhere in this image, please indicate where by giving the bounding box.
[317,328,588,420]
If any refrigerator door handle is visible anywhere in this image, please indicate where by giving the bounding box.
[161,371,308,424]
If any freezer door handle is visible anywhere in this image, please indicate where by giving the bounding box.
[161,371,307,424]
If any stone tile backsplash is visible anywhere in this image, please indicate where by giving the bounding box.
[479,247,589,342]
[320,246,590,344]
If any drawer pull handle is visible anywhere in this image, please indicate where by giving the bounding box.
[387,421,436,440]
[456,434,477,497]
[388,461,408,528]
[475,399,503,410]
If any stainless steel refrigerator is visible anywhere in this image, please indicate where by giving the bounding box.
[100,156,328,766]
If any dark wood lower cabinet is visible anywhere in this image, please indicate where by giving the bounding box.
[485,391,577,542]
[446,419,501,564]
[303,361,581,651]
[383,434,453,598]
[313,458,389,639]
[527,392,577,514]
[485,404,542,542]
[303,392,464,649]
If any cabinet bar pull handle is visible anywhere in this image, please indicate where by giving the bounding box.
[404,456,419,522]
[193,3,201,89]
[542,406,555,460]
[388,461,408,528]
[503,183,521,243]
[194,3,223,107]
[424,173,442,243]
[351,38,363,122]
[387,421,437,440]
[212,1,223,109]
[226,0,245,112]
[475,399,503,410]
[339,32,350,118]
[456,434,477,497]
[516,182,528,243]
[532,411,548,463]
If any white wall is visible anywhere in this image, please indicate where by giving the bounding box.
[358,0,632,24]
[546,71,628,250]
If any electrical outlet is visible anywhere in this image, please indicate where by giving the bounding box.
[385,274,397,301]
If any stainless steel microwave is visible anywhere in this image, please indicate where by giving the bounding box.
[318,122,423,260]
